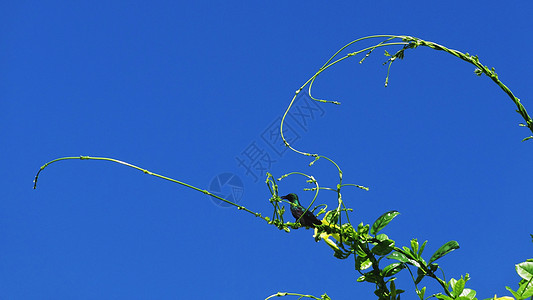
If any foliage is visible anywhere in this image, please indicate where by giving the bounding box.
[34,35,532,299]
[262,35,532,299]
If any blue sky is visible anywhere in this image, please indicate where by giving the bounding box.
[2,1,533,299]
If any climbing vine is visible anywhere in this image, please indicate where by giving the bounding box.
[34,35,532,300]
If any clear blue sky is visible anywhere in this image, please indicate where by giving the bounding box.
[2,1,532,299]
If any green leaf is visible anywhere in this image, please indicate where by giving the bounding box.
[333,248,351,260]
[505,286,520,300]
[324,210,338,224]
[395,290,405,299]
[518,275,533,298]
[460,288,476,300]
[390,280,397,299]
[321,293,331,300]
[415,268,426,284]
[522,285,533,298]
[381,262,404,277]
[449,278,457,289]
[516,262,533,280]
[387,251,409,263]
[361,270,381,284]
[416,287,426,300]
[452,278,465,297]
[355,256,372,271]
[411,239,419,257]
[389,250,422,269]
[370,210,400,235]
[357,222,370,235]
[376,233,389,241]
[401,246,420,265]
[372,239,395,256]
[342,223,357,243]
[419,240,427,257]
[418,256,428,268]
[374,287,388,298]
[354,243,367,257]
[429,241,460,263]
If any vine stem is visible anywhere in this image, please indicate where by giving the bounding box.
[264,292,321,300]
[401,36,533,140]
[33,156,267,220]
[274,34,533,298]
[282,34,532,165]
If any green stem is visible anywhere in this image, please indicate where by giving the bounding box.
[264,292,321,300]
[393,247,452,297]
[33,156,267,220]
[363,245,390,297]
[401,36,533,139]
